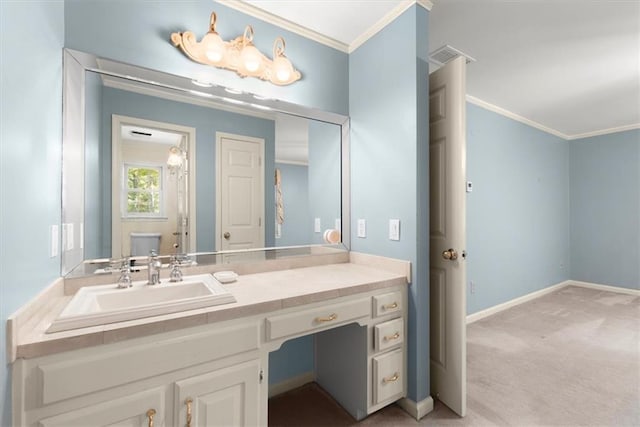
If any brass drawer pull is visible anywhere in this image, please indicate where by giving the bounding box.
[384,332,400,341]
[382,372,399,384]
[146,409,156,427]
[383,302,398,310]
[186,398,193,427]
[315,313,337,323]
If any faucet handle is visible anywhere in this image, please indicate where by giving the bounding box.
[117,261,132,289]
[169,256,183,283]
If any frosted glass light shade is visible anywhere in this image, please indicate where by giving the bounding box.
[202,32,226,63]
[240,44,263,73]
[272,56,293,83]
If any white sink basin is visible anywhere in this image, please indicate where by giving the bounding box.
[47,274,236,333]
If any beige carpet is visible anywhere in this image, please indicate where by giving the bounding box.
[268,285,640,426]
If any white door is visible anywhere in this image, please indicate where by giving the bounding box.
[174,360,261,427]
[429,56,467,417]
[216,133,265,251]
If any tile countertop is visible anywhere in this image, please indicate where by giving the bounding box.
[9,257,410,361]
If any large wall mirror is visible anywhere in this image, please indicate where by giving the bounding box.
[62,49,349,277]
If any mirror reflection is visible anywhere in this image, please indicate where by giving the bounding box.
[80,65,342,267]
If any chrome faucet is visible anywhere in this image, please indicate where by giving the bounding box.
[169,255,183,282]
[147,250,162,285]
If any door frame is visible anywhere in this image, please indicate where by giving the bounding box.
[111,114,197,258]
[215,132,265,251]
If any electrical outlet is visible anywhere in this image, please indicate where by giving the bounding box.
[357,219,366,238]
[314,218,321,233]
[334,218,341,232]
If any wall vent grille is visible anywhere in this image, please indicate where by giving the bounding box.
[429,45,476,66]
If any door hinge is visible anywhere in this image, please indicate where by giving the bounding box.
[259,369,264,383]
[259,217,262,227]
[259,156,262,167]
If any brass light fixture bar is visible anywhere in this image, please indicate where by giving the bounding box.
[171,12,301,86]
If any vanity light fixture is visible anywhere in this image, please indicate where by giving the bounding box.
[171,11,301,86]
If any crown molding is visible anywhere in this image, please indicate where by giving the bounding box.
[467,95,640,141]
[349,0,433,53]
[216,0,349,52]
[216,1,432,54]
[466,95,569,139]
[566,123,640,140]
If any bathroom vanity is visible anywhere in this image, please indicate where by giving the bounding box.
[9,255,409,426]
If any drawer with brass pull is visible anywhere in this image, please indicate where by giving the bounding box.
[265,298,370,340]
[372,291,403,318]
[374,318,404,352]
[372,348,404,405]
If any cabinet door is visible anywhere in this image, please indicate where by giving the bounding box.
[38,387,165,427]
[174,359,261,427]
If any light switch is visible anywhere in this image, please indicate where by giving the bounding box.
[357,219,366,238]
[334,218,341,233]
[314,218,321,233]
[466,181,473,193]
[50,225,59,258]
[389,219,400,241]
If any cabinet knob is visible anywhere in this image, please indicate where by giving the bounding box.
[146,409,156,427]
[185,398,193,427]
[384,332,401,341]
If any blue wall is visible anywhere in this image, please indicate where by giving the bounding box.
[274,163,311,246]
[569,129,640,289]
[308,120,342,244]
[0,2,65,425]
[98,86,276,254]
[84,71,103,260]
[350,5,431,403]
[466,103,571,314]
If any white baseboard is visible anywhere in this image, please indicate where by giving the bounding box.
[268,372,315,398]
[466,280,570,324]
[397,396,434,420]
[467,279,640,324]
[567,280,640,296]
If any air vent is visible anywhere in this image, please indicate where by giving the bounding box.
[429,45,476,67]
[131,130,152,137]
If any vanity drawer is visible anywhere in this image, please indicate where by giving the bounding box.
[266,298,370,341]
[374,318,404,353]
[372,291,402,318]
[372,348,404,405]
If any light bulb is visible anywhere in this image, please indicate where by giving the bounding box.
[241,44,263,73]
[272,56,293,83]
[202,32,226,64]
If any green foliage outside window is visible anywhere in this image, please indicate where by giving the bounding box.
[126,166,162,215]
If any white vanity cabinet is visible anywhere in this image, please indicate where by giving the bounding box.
[12,271,408,427]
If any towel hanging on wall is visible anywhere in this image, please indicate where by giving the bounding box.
[275,168,284,224]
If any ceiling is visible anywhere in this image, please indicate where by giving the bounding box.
[233,0,640,139]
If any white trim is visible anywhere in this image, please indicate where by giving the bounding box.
[567,280,640,296]
[397,396,434,420]
[466,95,570,140]
[216,0,432,54]
[566,123,640,140]
[466,95,640,141]
[467,280,640,324]
[267,372,315,398]
[216,0,348,52]
[274,159,308,166]
[349,1,415,53]
[466,281,570,324]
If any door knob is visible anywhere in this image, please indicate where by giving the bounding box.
[442,248,458,261]
[223,232,231,240]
